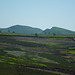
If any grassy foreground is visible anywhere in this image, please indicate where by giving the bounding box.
[0,32,75,75]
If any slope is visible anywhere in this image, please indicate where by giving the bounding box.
[43,27,75,34]
[0,25,43,34]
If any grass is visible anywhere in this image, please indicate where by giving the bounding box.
[69,51,75,54]
[39,53,67,65]
[0,36,47,47]
[0,32,75,37]
[0,32,34,36]
[0,62,18,75]
[0,62,64,75]
[0,33,75,75]
[69,47,75,50]
[16,65,60,75]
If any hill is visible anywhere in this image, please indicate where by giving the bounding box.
[43,27,75,34]
[0,25,43,34]
[0,25,75,34]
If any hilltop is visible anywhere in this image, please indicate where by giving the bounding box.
[43,27,75,34]
[0,25,43,34]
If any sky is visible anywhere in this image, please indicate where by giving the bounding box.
[0,0,75,31]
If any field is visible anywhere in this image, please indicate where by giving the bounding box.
[0,32,75,75]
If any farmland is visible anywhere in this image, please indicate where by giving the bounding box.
[0,32,75,75]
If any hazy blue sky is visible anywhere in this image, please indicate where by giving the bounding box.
[0,0,75,31]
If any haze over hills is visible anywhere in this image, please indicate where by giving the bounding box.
[0,25,75,34]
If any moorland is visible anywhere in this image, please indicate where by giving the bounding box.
[0,31,75,75]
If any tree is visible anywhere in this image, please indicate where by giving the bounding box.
[44,32,47,34]
[48,32,50,35]
[12,31,15,33]
[53,32,56,37]
[8,30,10,32]
[35,33,38,37]
[0,30,2,33]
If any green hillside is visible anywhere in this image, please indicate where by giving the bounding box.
[0,25,43,34]
[0,25,75,34]
[43,27,75,34]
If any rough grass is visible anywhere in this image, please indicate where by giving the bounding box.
[69,51,75,54]
[0,34,75,75]
[16,65,60,75]
[39,53,67,65]
[1,32,75,37]
[69,47,75,50]
[0,62,18,75]
[5,50,26,56]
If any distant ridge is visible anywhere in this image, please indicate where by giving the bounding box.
[0,25,75,34]
[0,25,43,34]
[43,26,75,34]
